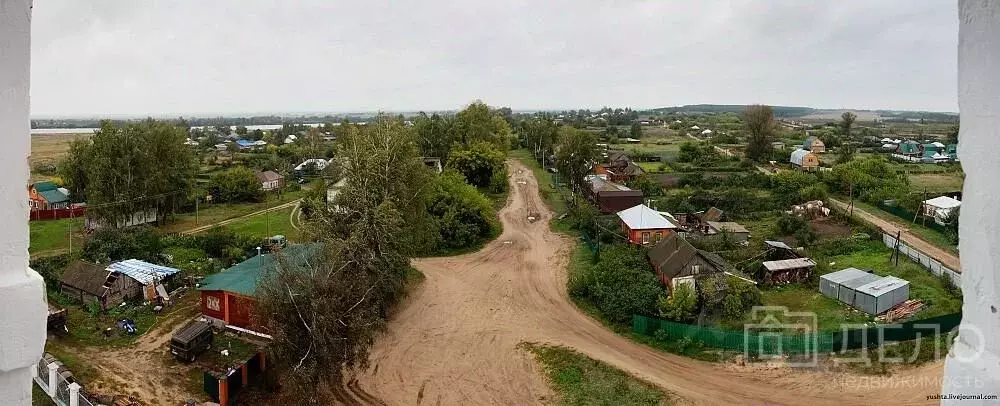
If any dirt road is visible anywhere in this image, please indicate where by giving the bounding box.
[352,160,945,405]
[829,198,961,271]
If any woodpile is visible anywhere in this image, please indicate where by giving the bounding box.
[876,299,924,322]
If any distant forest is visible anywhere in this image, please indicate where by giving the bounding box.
[30,114,375,129]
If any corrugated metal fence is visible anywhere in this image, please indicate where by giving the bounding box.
[633,312,961,354]
[881,232,961,287]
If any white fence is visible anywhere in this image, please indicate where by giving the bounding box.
[882,232,961,287]
[33,355,94,406]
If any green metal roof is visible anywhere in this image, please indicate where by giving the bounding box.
[198,243,322,297]
[898,141,921,154]
[33,181,58,192]
[39,189,69,203]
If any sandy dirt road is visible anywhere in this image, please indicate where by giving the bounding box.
[829,198,961,271]
[352,159,946,405]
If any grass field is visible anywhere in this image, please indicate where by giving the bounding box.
[908,172,964,193]
[29,217,85,254]
[159,189,306,234]
[636,161,671,173]
[221,206,297,240]
[845,198,958,254]
[521,343,675,406]
[30,133,92,183]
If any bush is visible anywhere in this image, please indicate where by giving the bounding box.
[210,166,265,203]
[30,254,70,290]
[798,184,828,202]
[776,213,808,236]
[447,142,506,189]
[426,170,500,250]
[489,165,509,194]
[658,284,697,323]
[714,277,762,320]
[82,226,162,263]
[575,244,662,323]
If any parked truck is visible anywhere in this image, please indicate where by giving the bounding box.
[170,321,213,362]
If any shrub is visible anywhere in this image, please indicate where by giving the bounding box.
[82,226,162,263]
[426,170,500,250]
[776,213,808,236]
[210,166,265,203]
[658,284,697,323]
[581,245,663,323]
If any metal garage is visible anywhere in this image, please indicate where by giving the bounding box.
[853,276,911,315]
[819,268,870,300]
[837,272,883,306]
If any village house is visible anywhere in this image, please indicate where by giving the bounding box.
[922,195,961,225]
[59,259,179,309]
[295,158,331,175]
[701,221,751,244]
[646,233,732,291]
[617,204,677,245]
[584,175,644,214]
[789,148,820,170]
[28,181,69,210]
[256,170,285,192]
[802,136,825,153]
[198,244,320,333]
[896,140,922,156]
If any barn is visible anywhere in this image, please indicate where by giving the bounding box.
[198,244,321,332]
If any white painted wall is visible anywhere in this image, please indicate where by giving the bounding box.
[942,1,1000,403]
[0,0,48,404]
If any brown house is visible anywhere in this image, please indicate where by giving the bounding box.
[256,170,285,192]
[585,176,643,213]
[646,233,730,290]
[59,261,133,309]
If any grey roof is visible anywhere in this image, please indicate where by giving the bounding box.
[764,240,792,250]
[839,273,883,290]
[707,221,749,234]
[59,261,110,297]
[856,276,909,298]
[588,177,631,193]
[819,267,870,284]
[762,257,816,271]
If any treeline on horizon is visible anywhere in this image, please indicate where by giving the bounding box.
[32,104,959,129]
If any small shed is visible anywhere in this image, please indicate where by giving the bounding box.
[803,136,825,153]
[819,267,871,301]
[790,149,819,169]
[837,272,883,306]
[922,195,961,225]
[704,221,751,243]
[59,260,114,306]
[853,276,910,315]
[761,257,816,284]
[107,259,180,302]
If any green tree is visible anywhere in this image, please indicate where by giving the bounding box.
[214,125,232,136]
[249,128,265,141]
[57,137,93,202]
[840,111,857,139]
[836,142,856,164]
[627,174,662,197]
[574,244,662,323]
[629,122,642,138]
[555,127,598,198]
[426,170,500,250]
[658,284,697,323]
[946,124,959,145]
[235,125,248,136]
[414,112,456,161]
[450,100,513,150]
[447,142,506,189]
[210,166,264,203]
[829,157,909,203]
[743,105,775,161]
[86,120,197,227]
[521,117,559,159]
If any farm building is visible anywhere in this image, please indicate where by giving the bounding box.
[647,233,730,290]
[802,136,825,153]
[617,204,676,245]
[764,240,800,260]
[198,244,321,332]
[59,259,179,309]
[700,129,713,136]
[584,175,644,214]
[921,148,951,163]
[85,208,158,230]
[761,257,816,285]
[922,195,961,225]
[820,268,910,315]
[256,170,285,191]
[789,149,819,169]
[700,221,751,243]
[28,181,70,210]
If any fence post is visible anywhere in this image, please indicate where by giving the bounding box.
[47,363,58,397]
[68,382,81,406]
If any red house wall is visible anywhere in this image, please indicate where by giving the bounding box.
[625,227,673,245]
[201,290,226,321]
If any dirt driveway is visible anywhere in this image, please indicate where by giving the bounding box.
[350,160,946,405]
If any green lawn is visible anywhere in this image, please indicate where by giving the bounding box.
[159,187,308,234]
[29,217,85,254]
[908,172,964,193]
[221,206,297,240]
[731,285,872,332]
[521,343,675,406]
[636,161,672,173]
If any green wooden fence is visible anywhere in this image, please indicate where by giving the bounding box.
[633,312,961,354]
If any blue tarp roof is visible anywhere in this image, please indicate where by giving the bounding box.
[235,139,253,147]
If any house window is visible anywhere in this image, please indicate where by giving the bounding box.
[642,232,650,244]
[654,232,662,242]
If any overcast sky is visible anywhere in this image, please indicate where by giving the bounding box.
[30,0,958,117]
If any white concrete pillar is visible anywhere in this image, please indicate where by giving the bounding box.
[943,1,1000,403]
[45,364,57,398]
[0,2,48,405]
[67,382,80,406]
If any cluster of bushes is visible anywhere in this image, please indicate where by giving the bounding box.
[658,276,762,323]
[569,244,663,323]
[775,214,818,247]
[425,170,501,251]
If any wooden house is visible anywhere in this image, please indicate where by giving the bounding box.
[803,136,825,153]
[584,176,644,214]
[761,258,817,285]
[702,221,751,243]
[617,204,676,245]
[646,233,732,291]
[59,261,123,309]
[790,149,819,170]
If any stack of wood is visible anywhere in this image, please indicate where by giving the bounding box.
[876,299,924,322]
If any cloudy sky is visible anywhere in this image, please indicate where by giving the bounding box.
[30,0,958,117]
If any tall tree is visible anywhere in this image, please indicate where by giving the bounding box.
[235,125,248,136]
[57,138,93,202]
[413,112,456,160]
[521,117,559,160]
[629,122,642,139]
[450,101,513,150]
[743,104,775,162]
[555,127,598,199]
[840,111,857,139]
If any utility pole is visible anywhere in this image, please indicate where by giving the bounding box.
[265,194,271,237]
[195,196,199,226]
[68,208,73,254]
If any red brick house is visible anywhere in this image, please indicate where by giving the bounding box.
[256,170,285,192]
[616,204,677,245]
